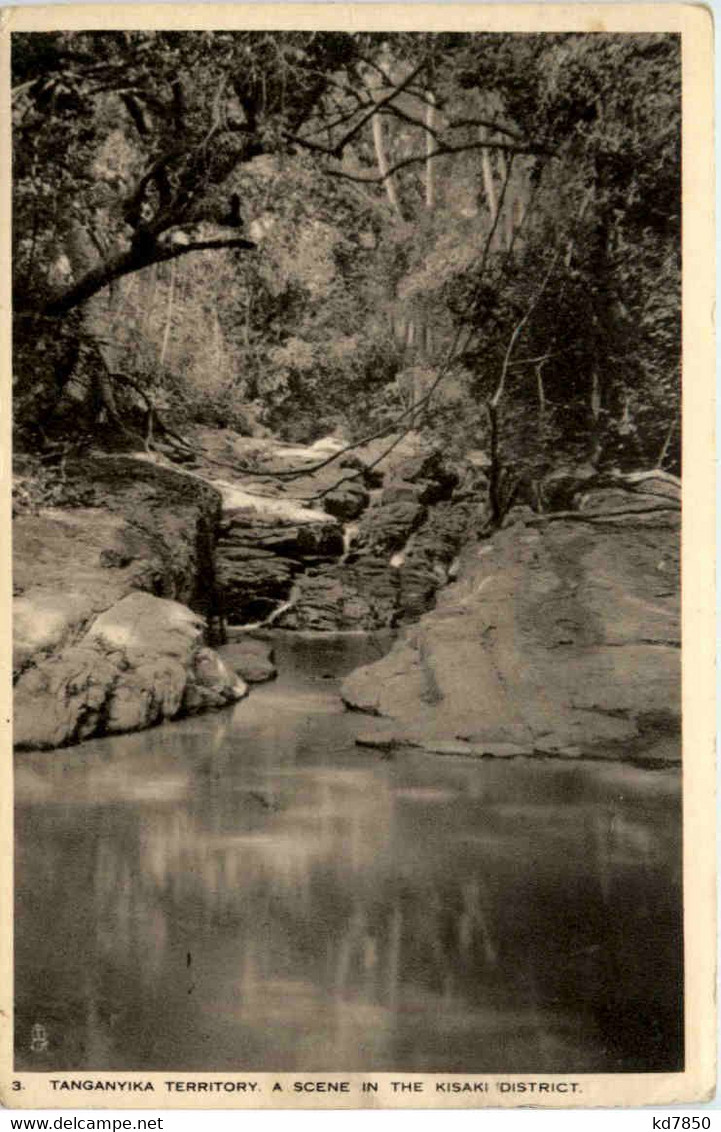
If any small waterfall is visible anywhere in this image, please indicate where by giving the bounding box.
[389,524,419,571]
[340,522,359,564]
[233,589,297,632]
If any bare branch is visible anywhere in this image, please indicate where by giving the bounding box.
[446,116,523,141]
[355,53,437,109]
[507,351,564,367]
[327,139,553,186]
[379,105,526,149]
[295,98,373,144]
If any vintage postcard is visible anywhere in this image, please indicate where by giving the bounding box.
[0,2,715,1110]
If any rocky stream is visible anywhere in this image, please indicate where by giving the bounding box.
[13,426,681,764]
[12,428,683,1071]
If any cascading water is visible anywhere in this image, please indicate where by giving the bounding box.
[340,521,359,563]
[230,587,299,632]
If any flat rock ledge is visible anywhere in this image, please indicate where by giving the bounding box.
[343,500,680,767]
[14,591,247,751]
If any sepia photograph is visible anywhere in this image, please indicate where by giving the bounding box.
[2,3,715,1109]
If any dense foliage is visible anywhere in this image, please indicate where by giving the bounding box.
[12,30,681,499]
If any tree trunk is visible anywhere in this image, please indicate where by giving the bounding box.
[589,365,603,465]
[480,140,498,226]
[425,92,436,211]
[141,264,158,337]
[656,410,679,470]
[159,260,176,368]
[486,400,502,525]
[244,285,253,349]
[536,358,547,421]
[372,110,401,213]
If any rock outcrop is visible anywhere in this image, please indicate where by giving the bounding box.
[13,454,223,663]
[179,428,486,632]
[13,433,481,750]
[14,593,246,750]
[342,487,681,764]
[219,636,277,683]
[215,494,343,624]
[13,456,234,750]
[275,446,481,630]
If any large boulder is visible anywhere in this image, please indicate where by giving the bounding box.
[539,463,599,511]
[219,517,343,559]
[342,510,680,763]
[392,449,459,503]
[352,431,448,485]
[14,593,246,751]
[278,563,394,631]
[66,456,223,615]
[322,479,370,522]
[13,592,96,676]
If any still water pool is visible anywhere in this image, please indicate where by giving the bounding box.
[15,632,682,1073]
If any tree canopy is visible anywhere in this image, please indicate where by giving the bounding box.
[12,29,681,496]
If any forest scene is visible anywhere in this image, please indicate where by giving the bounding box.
[13,29,680,477]
[12,29,683,1078]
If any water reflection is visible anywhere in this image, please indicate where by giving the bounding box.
[15,633,682,1073]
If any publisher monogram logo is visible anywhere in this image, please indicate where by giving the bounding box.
[30,1022,49,1052]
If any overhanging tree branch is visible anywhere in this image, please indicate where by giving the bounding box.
[294,97,374,145]
[41,236,256,317]
[446,116,523,139]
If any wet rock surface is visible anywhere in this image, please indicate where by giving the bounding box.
[216,504,343,624]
